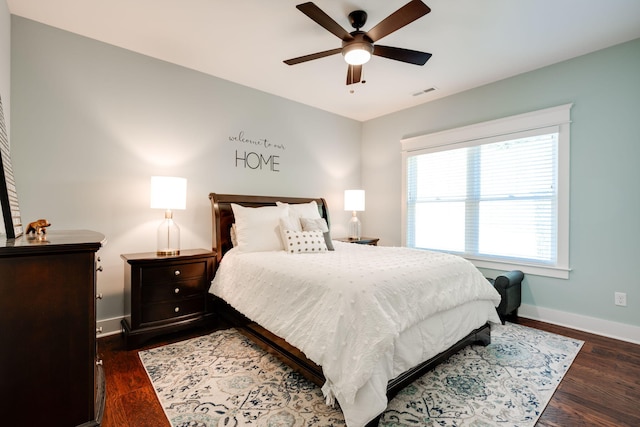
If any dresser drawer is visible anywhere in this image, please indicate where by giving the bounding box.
[141,261,206,285]
[141,296,206,325]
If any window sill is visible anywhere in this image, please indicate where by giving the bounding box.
[468,257,570,279]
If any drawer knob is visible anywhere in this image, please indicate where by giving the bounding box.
[174,270,181,276]
[174,306,180,313]
[174,288,180,294]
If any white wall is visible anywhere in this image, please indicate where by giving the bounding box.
[10,17,362,332]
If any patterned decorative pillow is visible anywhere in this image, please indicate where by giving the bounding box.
[281,229,328,254]
[300,217,334,251]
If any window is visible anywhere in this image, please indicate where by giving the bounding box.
[401,104,572,278]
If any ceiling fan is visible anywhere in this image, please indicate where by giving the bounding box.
[284,1,432,85]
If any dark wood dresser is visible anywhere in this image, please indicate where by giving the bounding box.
[121,249,216,348]
[0,230,106,426]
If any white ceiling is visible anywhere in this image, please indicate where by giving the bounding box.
[7,0,640,121]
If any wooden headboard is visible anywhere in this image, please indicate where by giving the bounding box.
[208,193,330,263]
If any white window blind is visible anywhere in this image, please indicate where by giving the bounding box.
[401,104,572,278]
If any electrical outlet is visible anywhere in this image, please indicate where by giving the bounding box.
[614,292,627,307]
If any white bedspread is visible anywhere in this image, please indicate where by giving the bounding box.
[210,241,501,426]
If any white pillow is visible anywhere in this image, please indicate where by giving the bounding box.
[278,217,297,248]
[300,217,328,232]
[281,229,328,254]
[279,214,301,232]
[300,217,334,251]
[276,201,322,232]
[231,203,289,252]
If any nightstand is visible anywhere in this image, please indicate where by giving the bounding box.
[336,237,380,246]
[121,249,216,348]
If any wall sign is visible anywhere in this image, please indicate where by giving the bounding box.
[229,131,285,172]
[0,95,23,238]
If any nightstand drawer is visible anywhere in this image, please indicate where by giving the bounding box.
[141,261,206,284]
[141,278,206,303]
[141,296,206,325]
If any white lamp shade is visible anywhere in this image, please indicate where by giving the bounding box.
[150,176,187,210]
[344,189,365,212]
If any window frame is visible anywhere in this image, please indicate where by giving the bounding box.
[401,104,572,279]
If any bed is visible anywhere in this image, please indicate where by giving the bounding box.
[208,193,502,427]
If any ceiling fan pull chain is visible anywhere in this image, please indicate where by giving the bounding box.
[349,66,355,94]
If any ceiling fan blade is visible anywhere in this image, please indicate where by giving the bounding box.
[284,48,342,65]
[296,2,354,41]
[346,64,362,85]
[373,45,432,65]
[366,0,431,42]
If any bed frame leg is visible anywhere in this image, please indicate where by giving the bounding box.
[365,414,382,426]
[475,324,492,346]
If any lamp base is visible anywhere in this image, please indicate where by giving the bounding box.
[348,212,361,240]
[156,249,180,256]
[157,215,180,257]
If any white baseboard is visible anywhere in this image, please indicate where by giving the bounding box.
[97,316,124,338]
[96,307,640,345]
[519,303,640,345]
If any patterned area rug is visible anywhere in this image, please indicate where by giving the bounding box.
[139,323,583,427]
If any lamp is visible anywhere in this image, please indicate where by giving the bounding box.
[150,176,187,256]
[344,189,365,240]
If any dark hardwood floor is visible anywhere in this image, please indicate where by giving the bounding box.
[98,318,640,426]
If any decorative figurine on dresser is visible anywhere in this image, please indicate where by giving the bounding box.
[121,249,216,348]
[0,230,106,427]
[25,218,51,235]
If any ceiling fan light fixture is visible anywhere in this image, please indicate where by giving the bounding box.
[343,42,373,65]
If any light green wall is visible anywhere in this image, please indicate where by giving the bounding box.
[10,16,362,324]
[362,38,640,328]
